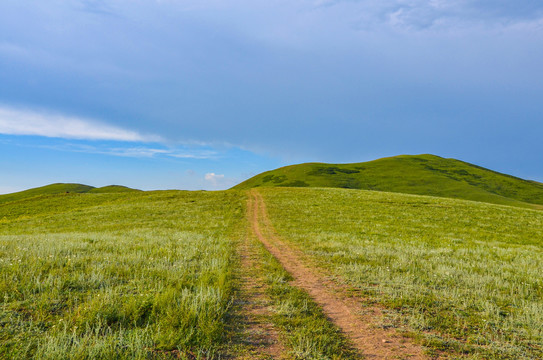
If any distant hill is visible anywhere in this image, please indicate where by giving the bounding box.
[88,185,141,194]
[0,183,140,204]
[233,154,543,209]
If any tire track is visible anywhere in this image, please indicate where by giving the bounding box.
[248,189,428,359]
[230,196,286,359]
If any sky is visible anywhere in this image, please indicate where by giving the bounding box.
[1,0,542,192]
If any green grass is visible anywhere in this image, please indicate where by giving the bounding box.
[0,188,360,359]
[233,154,543,209]
[252,238,358,359]
[259,187,543,359]
[0,183,140,204]
[0,184,95,204]
[88,185,141,194]
[0,190,244,359]
[4,179,543,359]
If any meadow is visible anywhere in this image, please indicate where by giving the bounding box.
[1,189,356,360]
[2,184,543,359]
[235,154,543,209]
[247,229,358,360]
[0,190,244,359]
[260,187,543,359]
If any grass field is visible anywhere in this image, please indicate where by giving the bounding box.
[248,223,358,359]
[0,190,243,359]
[260,187,543,359]
[0,183,140,204]
[234,154,543,209]
[0,190,358,360]
[2,184,543,359]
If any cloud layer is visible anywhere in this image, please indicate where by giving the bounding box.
[0,106,156,142]
[0,0,542,181]
[337,0,543,30]
[43,142,219,159]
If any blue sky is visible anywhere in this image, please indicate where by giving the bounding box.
[1,0,542,192]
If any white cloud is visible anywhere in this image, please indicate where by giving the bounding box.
[378,0,543,31]
[36,142,219,159]
[204,172,236,190]
[0,105,158,142]
[169,150,219,159]
[205,172,225,181]
[91,146,218,159]
[204,172,225,186]
[204,172,242,190]
[305,0,543,32]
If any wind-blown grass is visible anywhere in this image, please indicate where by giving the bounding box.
[0,191,244,359]
[0,183,139,205]
[260,187,543,359]
[4,184,543,358]
[253,240,358,359]
[234,154,543,209]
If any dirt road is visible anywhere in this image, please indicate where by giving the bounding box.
[248,189,427,359]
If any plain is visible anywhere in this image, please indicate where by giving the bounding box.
[1,183,542,359]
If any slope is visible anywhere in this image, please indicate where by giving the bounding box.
[88,185,141,193]
[258,186,543,358]
[233,154,543,208]
[0,183,95,204]
[0,183,140,204]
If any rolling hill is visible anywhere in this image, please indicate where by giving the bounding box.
[233,154,543,208]
[88,185,141,194]
[0,183,140,204]
[1,166,543,358]
[1,186,542,358]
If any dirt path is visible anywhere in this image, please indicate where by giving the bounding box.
[228,199,286,359]
[249,189,428,360]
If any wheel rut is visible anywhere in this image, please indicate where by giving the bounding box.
[248,189,428,360]
[230,200,287,359]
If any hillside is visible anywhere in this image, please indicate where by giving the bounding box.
[234,154,543,208]
[88,185,141,193]
[1,187,542,358]
[0,183,139,204]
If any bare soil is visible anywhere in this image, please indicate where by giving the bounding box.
[249,189,429,360]
[228,198,286,359]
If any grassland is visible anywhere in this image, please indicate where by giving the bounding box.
[88,185,141,194]
[260,187,543,359]
[0,184,95,204]
[0,190,243,359]
[3,179,543,359]
[0,189,359,359]
[234,154,543,209]
[0,183,140,204]
[247,223,358,359]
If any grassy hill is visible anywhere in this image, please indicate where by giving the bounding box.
[259,187,543,359]
[88,185,141,193]
[234,154,543,208]
[1,187,543,358]
[0,183,94,204]
[0,183,140,203]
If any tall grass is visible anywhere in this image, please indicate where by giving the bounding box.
[233,154,543,209]
[0,191,244,359]
[260,187,543,359]
[253,240,358,360]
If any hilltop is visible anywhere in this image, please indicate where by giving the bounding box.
[3,154,542,209]
[0,183,140,204]
[88,185,141,194]
[233,154,543,208]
